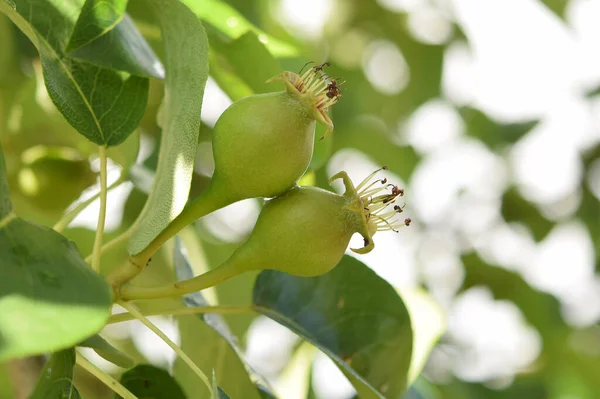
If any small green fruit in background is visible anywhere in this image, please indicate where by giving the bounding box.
[16,146,96,212]
[120,168,411,300]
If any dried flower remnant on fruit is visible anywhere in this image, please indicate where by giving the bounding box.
[329,166,410,254]
[356,166,408,234]
[296,63,341,111]
[267,61,342,138]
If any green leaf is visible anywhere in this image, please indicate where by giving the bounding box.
[212,371,231,399]
[209,50,253,102]
[579,146,600,262]
[461,252,564,338]
[0,144,111,361]
[398,289,445,384]
[180,0,296,57]
[128,0,208,255]
[459,106,538,150]
[540,0,569,19]
[175,238,238,343]
[67,0,127,52]
[209,31,281,95]
[0,217,112,361]
[0,144,11,218]
[173,238,266,399]
[107,129,140,170]
[586,86,600,98]
[78,334,135,369]
[68,10,165,79]
[117,364,185,399]
[257,385,278,399]
[0,0,148,146]
[501,188,554,242]
[252,255,413,399]
[333,117,419,181]
[309,123,333,171]
[30,348,81,399]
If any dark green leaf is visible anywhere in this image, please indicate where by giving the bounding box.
[459,106,538,150]
[67,0,127,51]
[0,0,148,146]
[117,364,185,399]
[173,237,267,399]
[69,10,165,79]
[78,334,135,369]
[128,0,208,255]
[252,255,413,399]
[30,348,81,399]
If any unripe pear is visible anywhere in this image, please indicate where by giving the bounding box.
[127,64,342,264]
[224,168,411,277]
[225,186,354,277]
[208,65,339,201]
[120,168,411,300]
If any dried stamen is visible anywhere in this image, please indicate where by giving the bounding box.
[355,167,410,235]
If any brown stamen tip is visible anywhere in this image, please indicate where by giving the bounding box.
[313,61,331,73]
[391,186,404,197]
[404,218,411,226]
[381,178,387,184]
[382,166,388,170]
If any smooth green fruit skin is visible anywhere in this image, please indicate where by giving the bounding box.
[211,91,315,200]
[226,186,360,277]
[17,157,95,212]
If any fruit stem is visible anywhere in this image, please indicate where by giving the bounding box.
[117,300,212,395]
[91,146,108,273]
[119,257,241,300]
[133,177,236,264]
[76,353,137,399]
[107,178,237,289]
